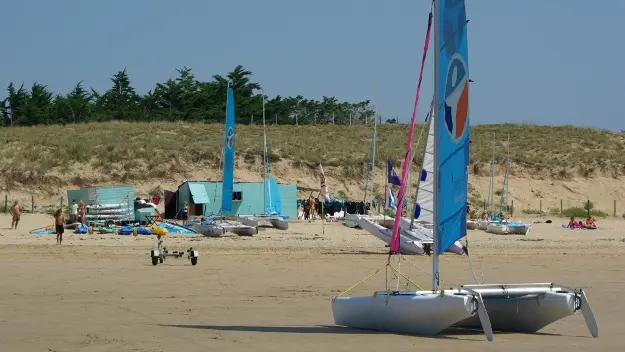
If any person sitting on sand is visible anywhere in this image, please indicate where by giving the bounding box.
[54,209,65,245]
[567,216,581,229]
[10,201,23,229]
[584,217,597,229]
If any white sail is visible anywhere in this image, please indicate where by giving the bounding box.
[414,104,435,224]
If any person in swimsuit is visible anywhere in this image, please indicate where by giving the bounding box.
[181,202,189,225]
[78,200,86,224]
[54,209,66,245]
[10,201,23,229]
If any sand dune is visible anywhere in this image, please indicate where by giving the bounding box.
[0,213,623,351]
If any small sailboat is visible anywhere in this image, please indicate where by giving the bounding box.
[332,0,597,339]
[190,85,258,237]
[237,92,289,230]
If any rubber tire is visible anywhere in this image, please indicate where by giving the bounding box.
[191,257,198,266]
[159,257,164,264]
[152,257,158,266]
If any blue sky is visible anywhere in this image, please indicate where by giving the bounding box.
[2,0,623,130]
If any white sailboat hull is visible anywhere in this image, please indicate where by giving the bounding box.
[237,215,289,230]
[332,291,477,335]
[397,217,465,255]
[455,283,598,337]
[467,220,479,230]
[357,217,425,255]
[221,222,258,236]
[486,223,508,235]
[478,220,489,230]
[507,224,531,235]
[191,223,225,237]
[333,284,598,338]
[343,214,387,228]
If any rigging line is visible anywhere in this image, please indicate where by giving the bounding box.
[400,255,458,288]
[388,7,433,255]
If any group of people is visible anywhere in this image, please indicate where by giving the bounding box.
[567,216,597,229]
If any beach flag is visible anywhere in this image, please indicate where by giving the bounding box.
[319,163,330,202]
[385,185,397,210]
[387,160,401,186]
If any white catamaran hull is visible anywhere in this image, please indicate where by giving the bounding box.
[507,224,531,235]
[357,217,425,255]
[397,217,465,255]
[486,223,508,235]
[237,215,289,230]
[191,223,225,237]
[467,220,479,230]
[454,283,598,337]
[343,214,387,228]
[332,291,479,336]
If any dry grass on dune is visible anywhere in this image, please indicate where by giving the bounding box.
[0,122,624,192]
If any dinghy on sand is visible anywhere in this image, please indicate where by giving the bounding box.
[332,1,597,339]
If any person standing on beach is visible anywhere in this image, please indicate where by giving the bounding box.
[78,200,86,224]
[10,201,23,229]
[181,202,189,225]
[54,209,65,245]
[70,199,78,223]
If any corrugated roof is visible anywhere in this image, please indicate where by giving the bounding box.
[188,183,210,204]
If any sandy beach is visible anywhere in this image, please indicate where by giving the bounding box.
[0,213,623,351]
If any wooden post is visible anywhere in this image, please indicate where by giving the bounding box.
[614,199,617,218]
[4,195,7,213]
[31,195,34,214]
[539,199,543,215]
[560,199,563,218]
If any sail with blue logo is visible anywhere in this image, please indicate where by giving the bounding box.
[264,177,282,215]
[221,86,236,213]
[435,0,470,255]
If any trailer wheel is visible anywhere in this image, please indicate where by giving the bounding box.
[159,256,164,263]
[151,256,158,266]
[191,257,198,266]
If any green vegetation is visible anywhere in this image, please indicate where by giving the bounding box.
[1,65,377,127]
[2,122,625,191]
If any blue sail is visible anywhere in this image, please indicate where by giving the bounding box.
[221,87,236,213]
[435,0,470,255]
[264,177,282,215]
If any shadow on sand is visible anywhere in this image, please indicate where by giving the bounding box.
[159,324,587,340]
[159,324,495,340]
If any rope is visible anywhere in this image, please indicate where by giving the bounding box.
[389,7,433,253]
[389,263,424,291]
[465,235,484,284]
[332,269,380,302]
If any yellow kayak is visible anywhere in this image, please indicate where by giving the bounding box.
[150,224,167,236]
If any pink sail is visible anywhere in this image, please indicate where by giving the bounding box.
[390,12,433,253]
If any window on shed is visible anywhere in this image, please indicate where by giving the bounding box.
[232,191,243,202]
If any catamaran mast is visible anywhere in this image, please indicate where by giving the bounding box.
[432,0,441,292]
[363,83,379,205]
[261,89,271,215]
[488,133,495,214]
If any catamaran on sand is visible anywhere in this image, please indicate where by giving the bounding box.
[331,0,597,340]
